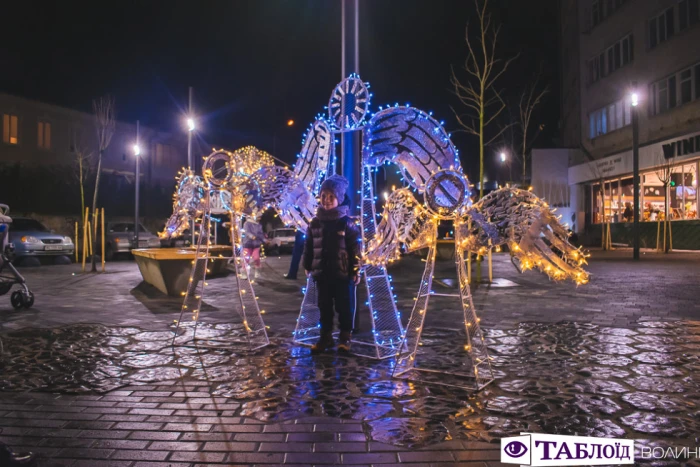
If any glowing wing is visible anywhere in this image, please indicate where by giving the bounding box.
[365,188,434,266]
[366,107,461,192]
[160,170,205,239]
[294,118,332,195]
[462,187,589,284]
[248,166,317,233]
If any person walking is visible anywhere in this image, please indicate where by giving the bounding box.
[303,175,361,353]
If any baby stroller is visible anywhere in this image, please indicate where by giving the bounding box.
[0,204,34,310]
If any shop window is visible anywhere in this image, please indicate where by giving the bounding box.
[643,171,665,221]
[673,164,698,219]
[2,114,18,145]
[620,178,636,222]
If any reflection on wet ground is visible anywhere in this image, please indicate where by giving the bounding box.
[0,320,699,448]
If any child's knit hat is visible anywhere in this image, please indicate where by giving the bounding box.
[320,174,349,202]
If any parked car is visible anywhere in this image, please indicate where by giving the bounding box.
[265,228,296,254]
[8,217,74,264]
[103,222,161,260]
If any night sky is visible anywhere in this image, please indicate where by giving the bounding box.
[0,0,558,180]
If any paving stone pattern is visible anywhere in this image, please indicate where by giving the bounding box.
[0,249,699,466]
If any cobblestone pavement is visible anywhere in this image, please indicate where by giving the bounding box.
[0,249,699,466]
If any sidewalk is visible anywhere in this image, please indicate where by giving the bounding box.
[0,250,699,466]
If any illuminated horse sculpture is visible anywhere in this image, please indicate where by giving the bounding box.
[292,75,589,390]
[161,146,321,349]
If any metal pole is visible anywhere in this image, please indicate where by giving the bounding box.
[188,87,195,243]
[187,87,193,170]
[341,0,360,214]
[632,89,640,260]
[134,120,140,250]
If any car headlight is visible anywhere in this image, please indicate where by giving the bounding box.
[63,236,73,245]
[20,236,41,244]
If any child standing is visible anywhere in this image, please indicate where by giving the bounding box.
[303,175,361,353]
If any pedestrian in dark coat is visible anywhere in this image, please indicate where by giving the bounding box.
[303,174,361,353]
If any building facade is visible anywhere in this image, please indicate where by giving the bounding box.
[0,93,187,189]
[536,0,700,248]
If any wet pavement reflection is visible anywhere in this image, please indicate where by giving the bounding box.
[1,320,699,448]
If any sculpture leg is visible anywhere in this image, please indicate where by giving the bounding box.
[173,209,212,344]
[393,243,436,376]
[230,214,269,350]
[293,276,322,345]
[355,162,404,359]
[455,232,494,390]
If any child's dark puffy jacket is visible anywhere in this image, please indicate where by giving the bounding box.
[303,205,361,280]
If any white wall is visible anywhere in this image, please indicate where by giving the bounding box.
[531,148,580,231]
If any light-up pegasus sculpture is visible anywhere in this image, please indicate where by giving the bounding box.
[292,75,589,391]
[161,145,322,349]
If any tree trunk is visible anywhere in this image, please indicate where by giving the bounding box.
[79,157,85,226]
[522,135,527,186]
[90,150,103,272]
[479,111,484,199]
[476,103,484,282]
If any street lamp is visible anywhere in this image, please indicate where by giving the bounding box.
[630,87,640,260]
[187,118,196,132]
[133,121,141,251]
[499,150,512,185]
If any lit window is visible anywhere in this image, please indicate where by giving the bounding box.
[2,114,18,145]
[38,121,51,149]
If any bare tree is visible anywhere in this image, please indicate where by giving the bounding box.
[71,130,94,222]
[588,162,612,250]
[517,73,548,185]
[91,95,116,272]
[654,153,677,253]
[451,0,517,198]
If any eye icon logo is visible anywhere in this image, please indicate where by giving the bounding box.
[504,441,528,458]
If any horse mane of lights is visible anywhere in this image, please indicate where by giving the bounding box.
[160,75,589,391]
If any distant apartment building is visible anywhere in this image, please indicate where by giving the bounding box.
[0,93,187,189]
[532,0,700,248]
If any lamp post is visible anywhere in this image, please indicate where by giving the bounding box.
[631,89,640,260]
[499,151,512,185]
[133,121,141,251]
[186,88,196,244]
[187,87,195,170]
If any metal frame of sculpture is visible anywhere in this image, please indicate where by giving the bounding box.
[163,147,280,350]
[159,74,589,390]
